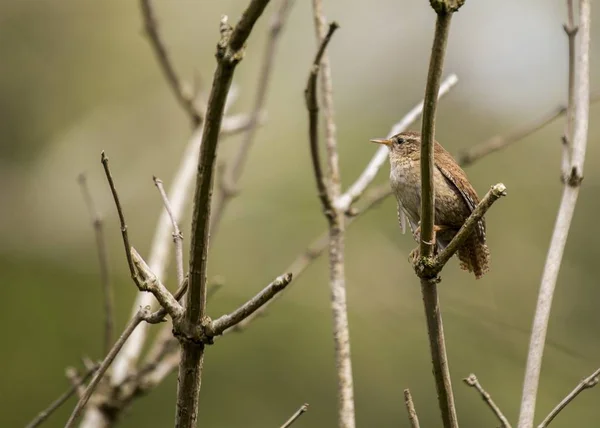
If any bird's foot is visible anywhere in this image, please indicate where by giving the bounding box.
[413,223,446,248]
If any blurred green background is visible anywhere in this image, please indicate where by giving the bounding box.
[2,0,600,427]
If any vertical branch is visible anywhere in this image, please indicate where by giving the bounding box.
[517,1,590,427]
[78,173,115,354]
[417,2,464,428]
[561,0,577,180]
[176,3,272,427]
[310,1,356,426]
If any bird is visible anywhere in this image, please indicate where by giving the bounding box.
[370,130,490,278]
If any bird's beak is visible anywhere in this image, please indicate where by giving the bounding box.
[370,138,392,147]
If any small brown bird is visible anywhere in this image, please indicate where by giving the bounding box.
[371,131,490,278]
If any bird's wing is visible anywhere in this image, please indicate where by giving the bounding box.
[434,143,486,241]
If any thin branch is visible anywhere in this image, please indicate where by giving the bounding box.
[178,4,273,426]
[421,184,507,276]
[131,248,184,320]
[537,367,600,428]
[140,0,201,125]
[25,365,98,428]
[417,2,464,428]
[403,389,421,428]
[65,306,152,428]
[78,173,114,354]
[310,3,355,427]
[280,403,309,428]
[463,374,512,428]
[517,1,590,427]
[153,176,184,286]
[458,94,600,168]
[208,273,292,336]
[335,74,458,211]
[211,0,295,235]
[562,0,578,180]
[101,152,137,283]
[304,21,340,217]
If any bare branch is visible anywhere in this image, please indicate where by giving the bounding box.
[335,74,458,212]
[403,389,421,428]
[101,152,138,285]
[131,248,184,320]
[208,273,292,336]
[562,0,578,181]
[463,374,512,428]
[178,3,273,426]
[305,21,340,217]
[421,184,507,277]
[140,0,201,125]
[280,403,309,428]
[65,306,152,428]
[517,2,591,427]
[417,2,464,427]
[211,0,295,235]
[25,365,98,428]
[153,176,184,286]
[538,367,600,428]
[78,173,115,354]
[310,3,356,426]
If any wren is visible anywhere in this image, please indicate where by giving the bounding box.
[371,131,490,278]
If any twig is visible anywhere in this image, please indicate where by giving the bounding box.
[131,248,184,320]
[335,74,458,212]
[403,389,421,428]
[140,0,201,125]
[424,184,507,276]
[517,1,590,427]
[417,2,464,428]
[208,273,292,336]
[305,21,340,217]
[101,152,137,283]
[102,153,183,320]
[153,176,184,286]
[78,173,114,354]
[562,0,578,180]
[65,306,152,428]
[309,3,356,427]
[25,365,98,428]
[463,374,512,428]
[211,0,295,235]
[280,403,309,428]
[537,367,600,428]
[178,4,273,427]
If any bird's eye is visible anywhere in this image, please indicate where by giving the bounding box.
[395,137,405,145]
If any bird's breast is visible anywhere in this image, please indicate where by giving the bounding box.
[390,159,421,222]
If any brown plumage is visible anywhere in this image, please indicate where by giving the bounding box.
[371,131,490,278]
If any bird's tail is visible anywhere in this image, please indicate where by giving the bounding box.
[457,233,490,279]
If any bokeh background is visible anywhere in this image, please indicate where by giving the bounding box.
[2,0,600,427]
